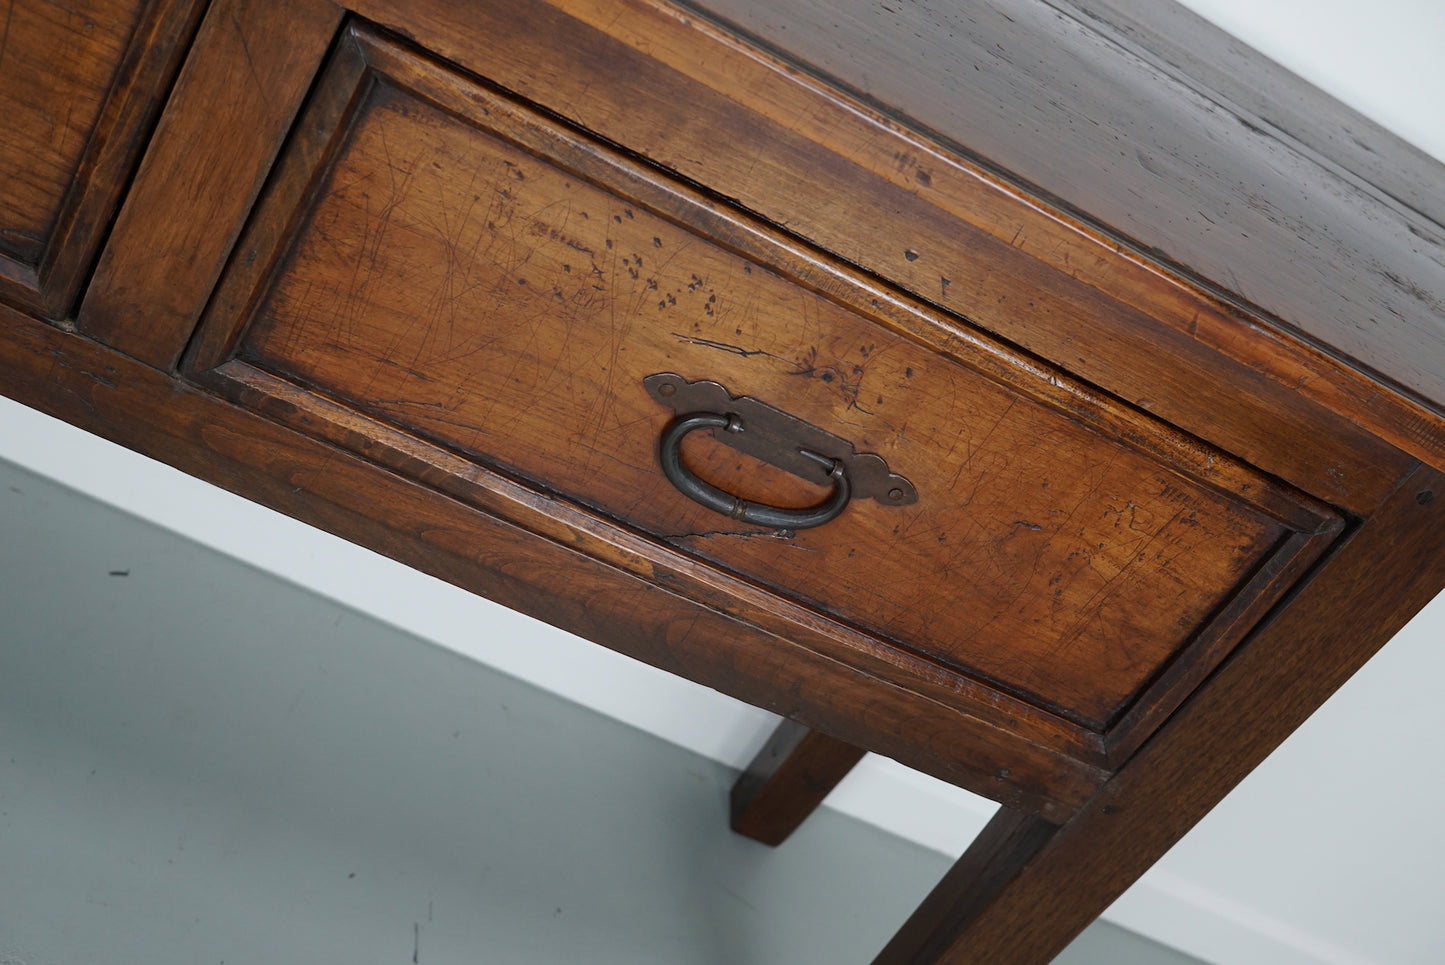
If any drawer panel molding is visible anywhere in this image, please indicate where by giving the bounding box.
[187,23,1343,787]
[0,0,207,317]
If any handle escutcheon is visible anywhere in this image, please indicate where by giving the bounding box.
[659,411,852,530]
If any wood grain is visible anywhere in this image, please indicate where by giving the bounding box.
[1074,0,1445,231]
[871,806,1057,965]
[675,0,1445,463]
[189,27,1340,744]
[3,4,1443,961]
[76,0,341,367]
[343,0,1424,510]
[730,720,867,846]
[0,0,144,266]
[0,0,206,317]
[870,462,1445,963]
[0,299,1106,821]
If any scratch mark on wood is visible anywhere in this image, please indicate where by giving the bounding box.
[670,333,787,361]
[675,529,819,551]
[230,13,271,109]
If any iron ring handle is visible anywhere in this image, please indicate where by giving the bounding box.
[659,412,852,530]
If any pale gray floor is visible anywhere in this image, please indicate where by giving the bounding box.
[0,458,1206,964]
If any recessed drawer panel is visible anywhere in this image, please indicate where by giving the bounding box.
[191,26,1340,749]
[0,0,204,315]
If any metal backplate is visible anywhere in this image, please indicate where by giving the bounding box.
[644,373,917,507]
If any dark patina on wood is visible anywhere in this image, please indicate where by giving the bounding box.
[644,372,919,509]
[1,1,1442,963]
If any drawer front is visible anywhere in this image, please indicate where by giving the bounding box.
[0,0,203,315]
[191,26,1339,753]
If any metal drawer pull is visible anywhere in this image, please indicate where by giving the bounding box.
[659,412,852,529]
[645,373,917,531]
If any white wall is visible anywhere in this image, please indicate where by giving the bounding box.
[1,453,1210,965]
[1108,2,1445,961]
[1173,0,1445,166]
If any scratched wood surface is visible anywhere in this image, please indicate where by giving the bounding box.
[344,0,1421,515]
[77,0,342,366]
[192,29,1339,736]
[689,0,1445,426]
[0,0,204,316]
[0,297,1106,820]
[0,0,143,268]
[3,3,1444,961]
[871,463,1445,964]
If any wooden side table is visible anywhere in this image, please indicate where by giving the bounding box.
[2,1,1442,961]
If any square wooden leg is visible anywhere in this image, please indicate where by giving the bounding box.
[870,464,1445,964]
[730,719,867,846]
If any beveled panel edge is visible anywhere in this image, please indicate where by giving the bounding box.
[36,0,212,319]
[341,0,1421,512]
[335,23,1343,541]
[181,15,369,374]
[1100,521,1342,766]
[78,0,344,369]
[184,21,1347,750]
[0,259,44,317]
[0,0,208,321]
[204,355,1110,766]
[0,298,1111,820]
[651,0,1445,470]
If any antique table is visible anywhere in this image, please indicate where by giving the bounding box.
[3,1,1443,960]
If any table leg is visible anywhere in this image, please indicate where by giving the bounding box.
[872,806,1059,964]
[870,463,1445,963]
[730,719,867,846]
